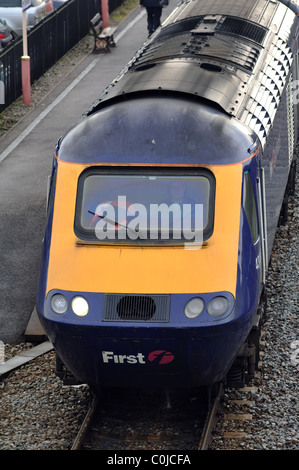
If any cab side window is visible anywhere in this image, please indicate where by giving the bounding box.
[243,171,259,244]
[46,163,57,220]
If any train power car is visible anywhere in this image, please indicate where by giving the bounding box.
[37,0,298,391]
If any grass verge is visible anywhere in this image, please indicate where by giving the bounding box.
[110,0,140,22]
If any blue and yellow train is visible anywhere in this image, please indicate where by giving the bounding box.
[37,0,298,390]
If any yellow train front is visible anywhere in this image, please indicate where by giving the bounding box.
[37,0,298,389]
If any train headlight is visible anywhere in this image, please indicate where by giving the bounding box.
[184,298,205,319]
[50,294,68,314]
[207,296,229,317]
[71,296,89,317]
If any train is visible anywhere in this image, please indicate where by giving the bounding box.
[36,0,298,392]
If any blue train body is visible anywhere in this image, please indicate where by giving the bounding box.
[37,0,298,390]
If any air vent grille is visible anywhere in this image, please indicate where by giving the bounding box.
[102,294,170,323]
[184,34,260,72]
[217,17,267,44]
[154,16,268,46]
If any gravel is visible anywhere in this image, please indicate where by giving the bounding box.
[0,17,298,451]
[0,352,90,450]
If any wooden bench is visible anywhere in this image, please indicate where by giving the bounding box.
[90,13,117,53]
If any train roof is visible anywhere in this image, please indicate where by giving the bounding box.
[57,95,257,166]
[84,0,297,149]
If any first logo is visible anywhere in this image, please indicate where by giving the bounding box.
[148,350,174,364]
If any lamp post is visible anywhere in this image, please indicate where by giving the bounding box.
[21,0,31,105]
[101,0,109,29]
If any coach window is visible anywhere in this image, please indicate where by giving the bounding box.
[243,171,259,244]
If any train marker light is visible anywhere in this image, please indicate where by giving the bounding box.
[207,296,229,317]
[71,296,89,317]
[50,294,68,314]
[184,297,205,319]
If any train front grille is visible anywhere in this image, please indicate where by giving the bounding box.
[102,294,170,323]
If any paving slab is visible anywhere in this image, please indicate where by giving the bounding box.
[0,341,53,376]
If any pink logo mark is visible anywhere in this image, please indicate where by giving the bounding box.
[148,350,174,364]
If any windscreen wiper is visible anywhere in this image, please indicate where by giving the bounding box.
[88,210,129,230]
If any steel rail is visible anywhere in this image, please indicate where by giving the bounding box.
[198,384,223,450]
[71,394,99,450]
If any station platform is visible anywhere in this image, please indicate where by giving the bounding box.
[0,3,178,344]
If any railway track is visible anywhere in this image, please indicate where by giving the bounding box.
[71,385,223,451]
[210,384,259,449]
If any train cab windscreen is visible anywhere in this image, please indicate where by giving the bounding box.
[74,168,215,245]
